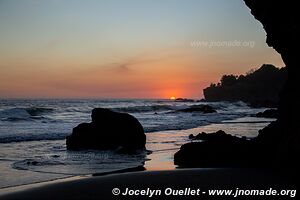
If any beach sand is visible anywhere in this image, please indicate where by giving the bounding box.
[0,168,297,200]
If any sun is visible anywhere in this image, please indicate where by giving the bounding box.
[170,96,176,100]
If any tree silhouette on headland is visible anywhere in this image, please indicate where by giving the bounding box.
[203,64,287,107]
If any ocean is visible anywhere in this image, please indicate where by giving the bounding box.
[0,99,274,188]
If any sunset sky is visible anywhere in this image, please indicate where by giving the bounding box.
[0,0,284,99]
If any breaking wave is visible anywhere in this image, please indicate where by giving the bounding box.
[0,107,54,121]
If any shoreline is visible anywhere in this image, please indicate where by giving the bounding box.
[0,168,297,199]
[0,165,147,195]
[0,175,88,196]
[0,117,272,190]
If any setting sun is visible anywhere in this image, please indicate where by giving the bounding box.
[170,96,176,100]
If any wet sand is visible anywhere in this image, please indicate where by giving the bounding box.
[0,168,297,200]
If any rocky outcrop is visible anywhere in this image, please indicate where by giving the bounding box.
[175,98,195,102]
[66,108,146,152]
[256,109,278,119]
[177,105,216,113]
[188,130,245,141]
[174,142,253,167]
[174,129,287,167]
[175,131,258,167]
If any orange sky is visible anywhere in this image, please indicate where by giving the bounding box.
[0,0,284,99]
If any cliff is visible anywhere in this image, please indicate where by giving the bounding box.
[244,0,299,165]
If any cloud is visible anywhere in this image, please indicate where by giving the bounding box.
[107,54,172,73]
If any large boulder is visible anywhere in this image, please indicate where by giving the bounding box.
[174,140,256,167]
[174,131,260,167]
[66,108,146,152]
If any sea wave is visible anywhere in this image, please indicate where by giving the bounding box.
[25,107,54,116]
[208,101,249,109]
[0,107,53,121]
[11,151,147,175]
[111,104,187,113]
[109,102,247,113]
[0,132,67,143]
[0,101,254,144]
[0,112,233,144]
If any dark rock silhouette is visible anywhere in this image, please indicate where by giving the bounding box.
[244,0,299,166]
[175,98,195,102]
[188,130,244,141]
[66,108,146,152]
[204,64,287,108]
[197,99,206,102]
[175,131,257,167]
[256,109,278,119]
[175,131,250,167]
[175,1,299,167]
[176,105,216,113]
